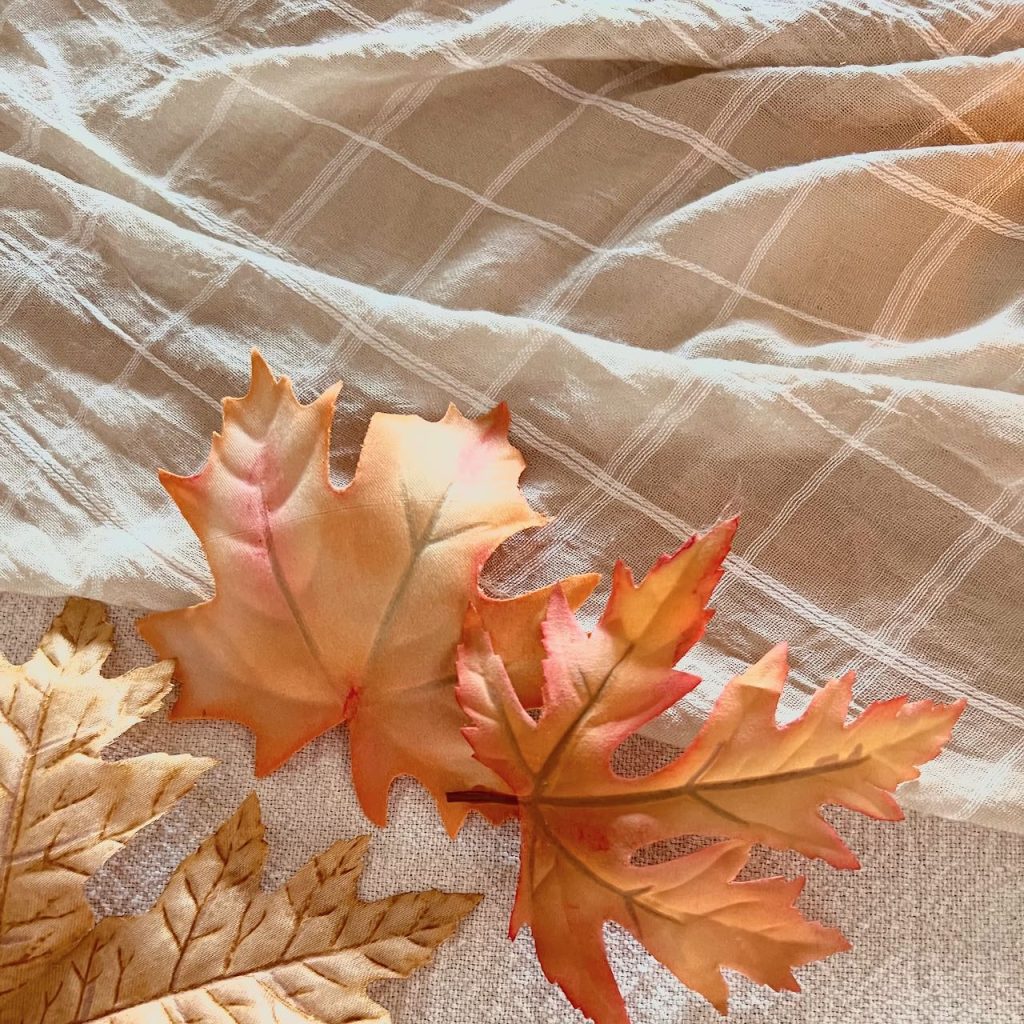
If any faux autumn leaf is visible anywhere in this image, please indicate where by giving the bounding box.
[5,793,479,1023]
[453,521,965,1023]
[139,352,597,833]
[0,598,212,998]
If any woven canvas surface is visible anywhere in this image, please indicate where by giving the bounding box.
[1,590,1022,1024]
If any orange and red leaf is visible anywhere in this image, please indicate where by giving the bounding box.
[454,524,963,1020]
[140,351,597,833]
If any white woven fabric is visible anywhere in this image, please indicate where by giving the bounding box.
[0,2,1022,840]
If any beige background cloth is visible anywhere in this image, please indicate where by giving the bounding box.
[1,1,1023,1020]
[2,590,1022,1024]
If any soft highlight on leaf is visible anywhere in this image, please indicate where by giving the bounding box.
[452,522,964,1022]
[621,643,966,870]
[0,598,213,998]
[139,351,598,833]
[3,794,479,1024]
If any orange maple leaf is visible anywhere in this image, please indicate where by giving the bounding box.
[139,352,597,833]
[453,521,965,1022]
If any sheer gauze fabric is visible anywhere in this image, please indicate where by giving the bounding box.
[0,0,1022,840]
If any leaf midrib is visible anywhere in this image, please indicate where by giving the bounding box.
[533,643,635,796]
[58,926,424,1024]
[0,686,53,925]
[257,477,466,697]
[257,489,333,690]
[362,482,454,678]
[533,754,871,808]
[531,810,777,939]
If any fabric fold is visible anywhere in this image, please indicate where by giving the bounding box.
[0,0,1021,833]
